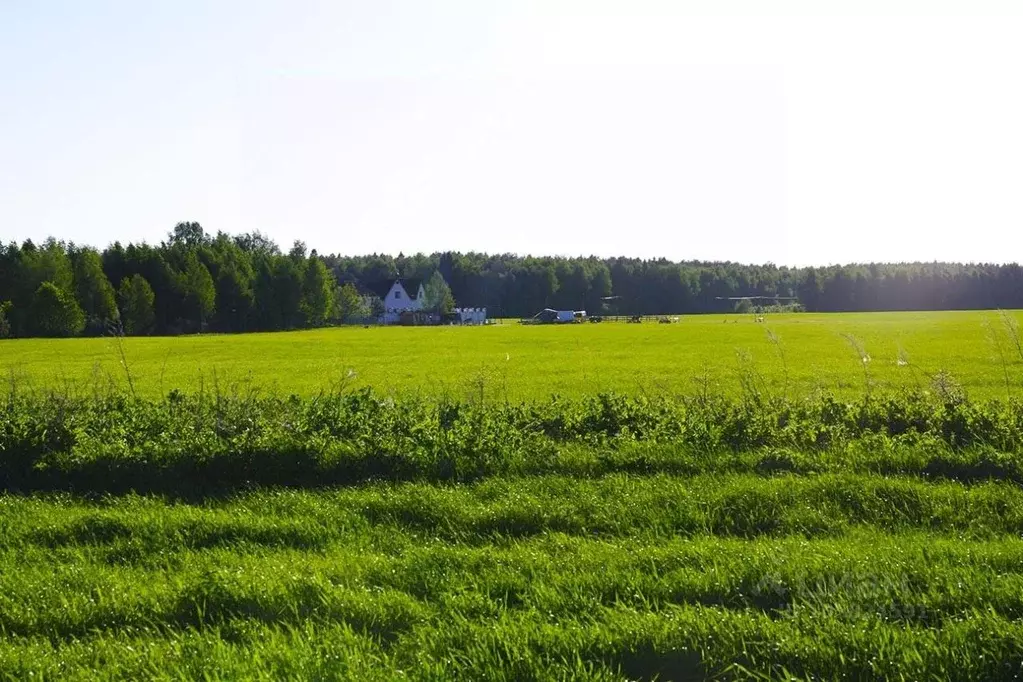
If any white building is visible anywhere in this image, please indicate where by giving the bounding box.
[356,278,426,324]
[454,307,488,324]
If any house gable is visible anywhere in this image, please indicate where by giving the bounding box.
[347,277,426,320]
[383,279,424,312]
[384,281,409,310]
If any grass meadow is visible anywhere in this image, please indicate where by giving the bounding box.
[2,310,1022,400]
[4,310,1023,679]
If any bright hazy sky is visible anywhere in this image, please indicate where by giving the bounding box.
[2,1,1022,266]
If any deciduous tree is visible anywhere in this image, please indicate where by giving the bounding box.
[72,247,118,332]
[300,256,335,327]
[423,271,455,314]
[30,282,85,337]
[181,253,216,330]
[335,283,368,323]
[118,275,156,335]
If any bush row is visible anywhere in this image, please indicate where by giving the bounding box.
[3,388,1023,493]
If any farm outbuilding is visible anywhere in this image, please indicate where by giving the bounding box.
[525,309,579,324]
[454,307,488,324]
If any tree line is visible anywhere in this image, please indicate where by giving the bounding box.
[331,253,1023,317]
[1,222,1021,337]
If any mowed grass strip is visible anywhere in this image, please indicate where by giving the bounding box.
[3,310,1023,399]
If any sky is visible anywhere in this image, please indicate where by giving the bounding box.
[2,0,1022,266]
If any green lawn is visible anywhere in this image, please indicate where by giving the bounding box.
[3,311,1022,399]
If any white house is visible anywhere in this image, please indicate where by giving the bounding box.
[383,279,425,315]
[354,278,426,324]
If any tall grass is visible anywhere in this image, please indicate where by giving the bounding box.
[3,382,1023,494]
[3,488,1023,679]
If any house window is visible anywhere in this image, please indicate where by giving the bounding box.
[394,290,402,299]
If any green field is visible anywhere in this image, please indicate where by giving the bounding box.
[4,311,1023,679]
[4,311,1023,400]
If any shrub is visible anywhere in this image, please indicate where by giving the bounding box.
[0,300,11,338]
[3,387,1023,494]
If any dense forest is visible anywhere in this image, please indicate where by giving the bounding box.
[1,222,1022,337]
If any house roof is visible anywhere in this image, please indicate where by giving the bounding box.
[355,278,424,300]
[397,278,424,300]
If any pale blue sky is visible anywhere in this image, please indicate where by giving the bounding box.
[2,0,1022,265]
